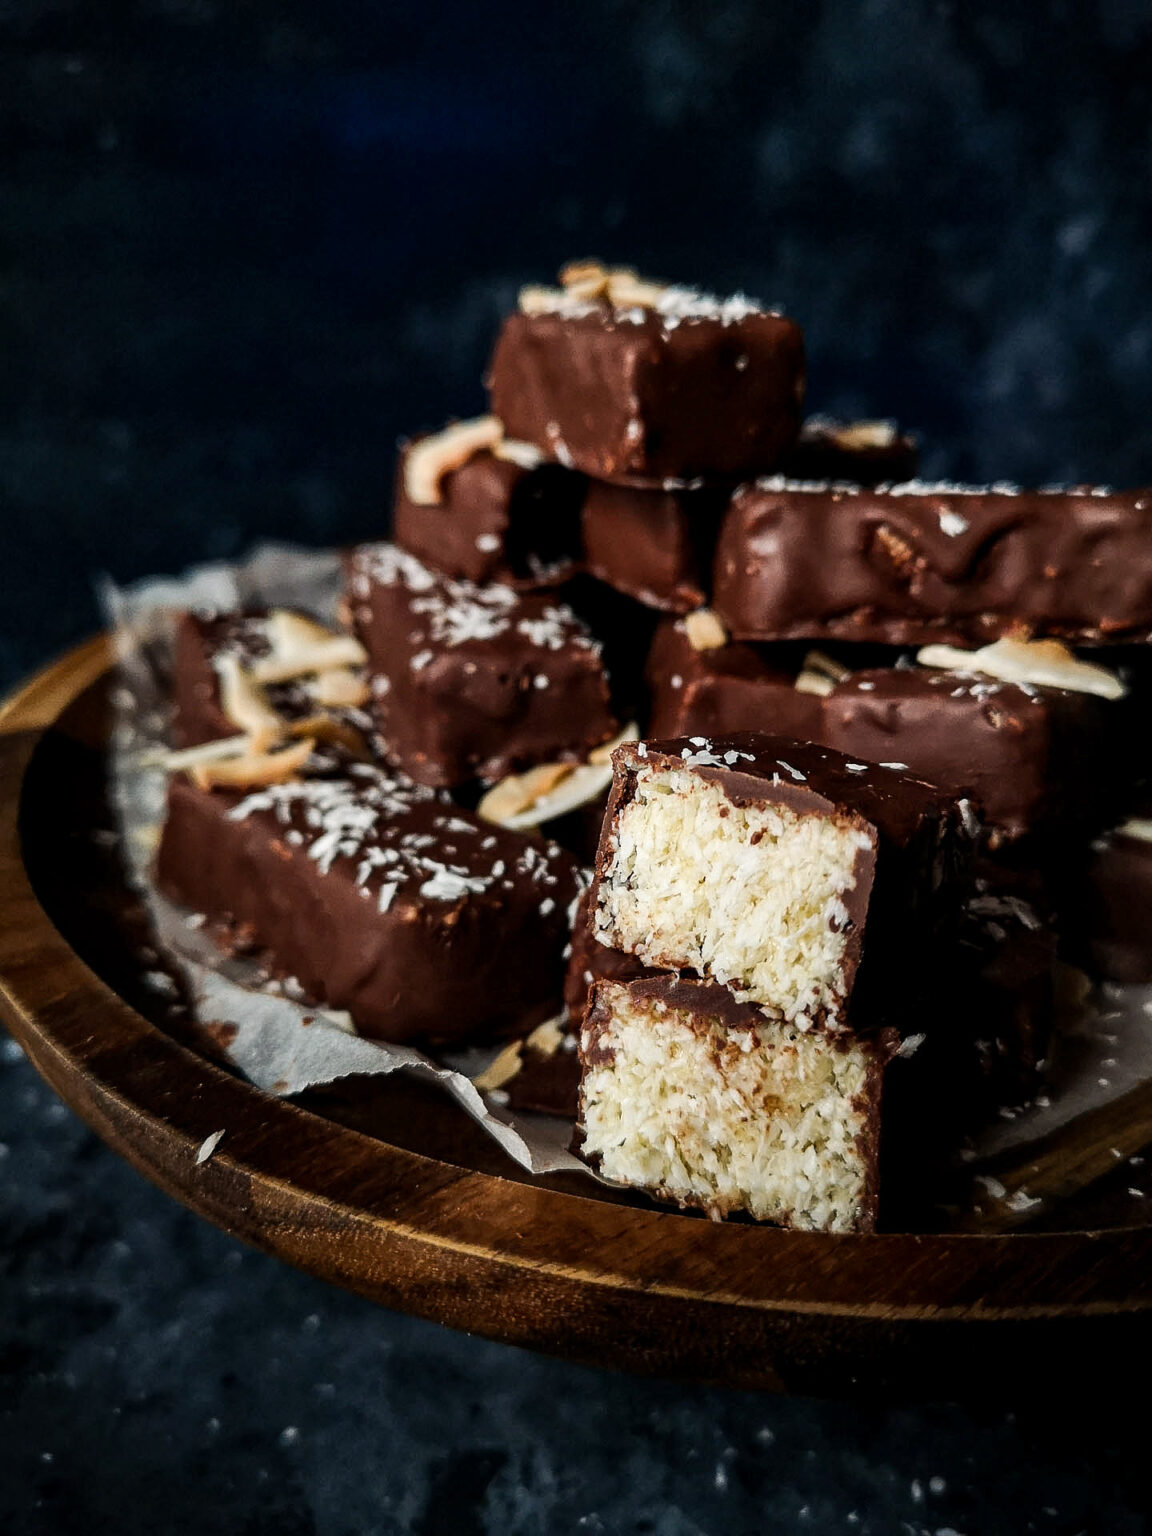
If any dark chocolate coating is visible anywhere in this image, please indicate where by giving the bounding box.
[780,417,919,485]
[593,734,974,1027]
[713,480,1152,645]
[645,619,818,740]
[646,617,1130,842]
[579,478,728,613]
[487,305,805,482]
[502,1039,582,1119]
[955,871,1056,1107]
[345,543,617,788]
[172,612,253,747]
[156,768,582,1046]
[392,442,583,588]
[1083,827,1152,982]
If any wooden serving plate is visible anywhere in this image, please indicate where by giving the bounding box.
[4,639,1152,1397]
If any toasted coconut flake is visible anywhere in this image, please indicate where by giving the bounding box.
[478,762,574,824]
[605,270,667,307]
[404,416,504,506]
[559,258,610,300]
[472,1039,523,1092]
[588,722,640,766]
[917,637,1126,700]
[264,610,337,651]
[189,736,315,791]
[215,653,284,747]
[480,725,639,829]
[803,648,851,683]
[492,438,545,470]
[250,635,367,686]
[1117,817,1152,844]
[794,670,835,697]
[495,760,613,831]
[519,284,567,315]
[305,667,370,708]
[831,420,897,450]
[684,608,729,651]
[525,1016,566,1057]
[150,734,252,772]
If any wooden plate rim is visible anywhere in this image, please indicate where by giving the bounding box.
[3,638,1152,1331]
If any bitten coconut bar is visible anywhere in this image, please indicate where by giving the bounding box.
[577,882,1056,1231]
[345,543,617,788]
[156,765,582,1046]
[392,421,584,588]
[592,735,970,1027]
[579,976,897,1232]
[712,479,1152,646]
[645,617,1132,844]
[487,263,805,482]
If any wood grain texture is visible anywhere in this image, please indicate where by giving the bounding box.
[4,640,1152,1396]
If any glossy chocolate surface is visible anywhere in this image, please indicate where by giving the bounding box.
[579,478,728,613]
[713,480,1152,645]
[157,768,582,1045]
[392,442,583,588]
[645,618,1129,841]
[487,302,805,481]
[345,543,617,787]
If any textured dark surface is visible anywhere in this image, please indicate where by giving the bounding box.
[3,0,1152,1529]
[1,1036,1151,1536]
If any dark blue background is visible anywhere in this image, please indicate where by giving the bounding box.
[3,3,1152,1530]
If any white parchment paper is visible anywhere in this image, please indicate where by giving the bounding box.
[100,542,1152,1190]
[102,542,587,1177]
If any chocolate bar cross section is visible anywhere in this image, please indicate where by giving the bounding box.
[579,975,897,1232]
[592,734,971,1027]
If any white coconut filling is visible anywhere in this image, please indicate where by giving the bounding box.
[580,985,875,1232]
[597,767,874,1022]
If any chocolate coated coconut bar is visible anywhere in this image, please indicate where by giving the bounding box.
[392,437,583,588]
[645,617,1129,844]
[157,766,582,1046]
[712,479,1152,646]
[487,290,805,482]
[579,477,729,614]
[345,543,617,787]
[576,878,1054,1232]
[591,735,972,1028]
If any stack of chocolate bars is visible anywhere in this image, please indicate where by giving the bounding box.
[155,259,1152,1232]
